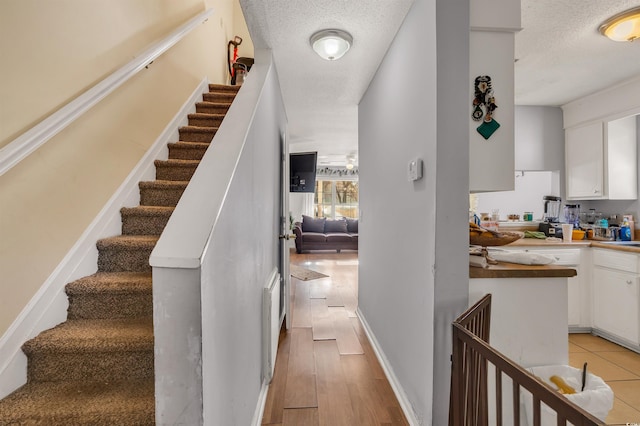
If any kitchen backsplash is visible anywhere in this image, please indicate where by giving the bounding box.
[471,171,560,221]
[471,170,640,228]
[579,199,640,226]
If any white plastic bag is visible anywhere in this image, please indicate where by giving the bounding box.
[521,365,614,426]
[488,249,556,265]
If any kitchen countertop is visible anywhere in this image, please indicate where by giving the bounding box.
[470,261,577,279]
[506,237,640,253]
[505,238,591,248]
[589,241,640,253]
[469,237,640,278]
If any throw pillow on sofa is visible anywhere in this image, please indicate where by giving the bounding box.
[325,218,348,233]
[346,218,358,233]
[302,215,326,233]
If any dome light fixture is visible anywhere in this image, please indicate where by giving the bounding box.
[310,29,353,60]
[599,6,640,42]
[345,153,356,170]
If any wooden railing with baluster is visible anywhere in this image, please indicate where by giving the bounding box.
[449,294,604,426]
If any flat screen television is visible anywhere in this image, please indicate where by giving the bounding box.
[290,152,317,193]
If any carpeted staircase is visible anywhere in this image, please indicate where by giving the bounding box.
[0,84,239,425]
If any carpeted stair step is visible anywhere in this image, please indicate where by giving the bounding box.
[195,101,232,114]
[97,235,158,273]
[202,91,237,103]
[168,141,210,161]
[178,125,218,142]
[0,379,154,425]
[209,83,240,93]
[187,112,225,128]
[139,180,188,207]
[22,318,154,382]
[66,272,152,320]
[0,84,242,424]
[154,159,200,181]
[121,205,174,235]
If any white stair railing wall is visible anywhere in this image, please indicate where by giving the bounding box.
[150,50,287,426]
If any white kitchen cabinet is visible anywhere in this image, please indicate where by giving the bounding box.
[592,249,640,347]
[607,116,638,200]
[565,115,637,200]
[565,121,604,199]
[593,268,640,345]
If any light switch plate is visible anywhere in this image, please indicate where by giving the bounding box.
[408,158,423,181]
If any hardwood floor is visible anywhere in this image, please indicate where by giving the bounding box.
[262,251,408,425]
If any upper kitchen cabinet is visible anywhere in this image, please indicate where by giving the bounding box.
[469,0,520,193]
[565,116,637,200]
[565,121,604,199]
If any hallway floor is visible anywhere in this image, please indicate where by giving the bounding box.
[261,251,408,425]
[569,333,640,425]
[260,250,640,425]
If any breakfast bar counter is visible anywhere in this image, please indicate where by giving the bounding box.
[469,261,577,279]
[469,261,574,368]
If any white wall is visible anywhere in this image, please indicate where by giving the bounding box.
[151,51,286,424]
[201,55,285,425]
[515,106,564,172]
[473,171,559,221]
[432,0,471,423]
[358,0,469,423]
[0,0,242,338]
[472,106,565,222]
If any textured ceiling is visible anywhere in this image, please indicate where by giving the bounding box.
[240,0,414,166]
[241,0,640,165]
[516,0,640,106]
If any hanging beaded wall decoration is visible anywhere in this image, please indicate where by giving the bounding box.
[472,75,500,140]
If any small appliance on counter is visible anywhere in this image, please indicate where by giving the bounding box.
[564,204,580,226]
[592,218,617,240]
[538,195,563,237]
[580,208,601,225]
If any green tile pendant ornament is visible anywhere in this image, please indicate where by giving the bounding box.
[472,75,500,140]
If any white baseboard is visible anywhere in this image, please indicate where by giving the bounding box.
[251,380,269,426]
[0,77,210,399]
[356,307,420,426]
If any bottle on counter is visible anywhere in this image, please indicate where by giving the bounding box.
[621,221,632,241]
[623,214,635,240]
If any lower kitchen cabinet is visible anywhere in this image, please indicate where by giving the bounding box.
[592,249,640,347]
[567,273,581,328]
[489,244,640,350]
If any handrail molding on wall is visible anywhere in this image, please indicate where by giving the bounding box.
[0,8,214,177]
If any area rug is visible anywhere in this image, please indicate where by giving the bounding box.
[290,264,328,281]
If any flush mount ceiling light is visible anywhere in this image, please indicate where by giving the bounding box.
[599,6,640,42]
[345,153,356,170]
[310,29,353,60]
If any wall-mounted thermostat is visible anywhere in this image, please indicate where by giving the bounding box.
[408,158,423,181]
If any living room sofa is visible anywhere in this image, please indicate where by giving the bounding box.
[293,215,358,253]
